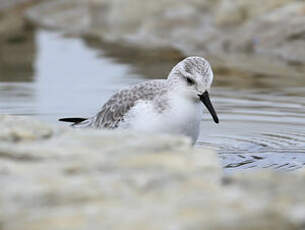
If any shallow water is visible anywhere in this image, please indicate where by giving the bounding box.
[1,29,305,172]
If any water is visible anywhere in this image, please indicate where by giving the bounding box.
[1,28,305,172]
[199,88,305,172]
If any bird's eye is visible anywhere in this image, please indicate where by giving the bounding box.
[186,77,195,85]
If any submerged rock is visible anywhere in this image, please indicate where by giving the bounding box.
[1,115,305,230]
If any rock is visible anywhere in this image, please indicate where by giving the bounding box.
[0,0,34,11]
[0,0,37,36]
[226,2,305,64]
[0,116,54,142]
[1,115,305,230]
[24,0,305,78]
[0,27,36,82]
[0,0,37,82]
[214,0,294,26]
[26,0,89,32]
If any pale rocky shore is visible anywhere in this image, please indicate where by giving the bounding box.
[2,0,305,78]
[1,115,305,230]
[24,0,305,78]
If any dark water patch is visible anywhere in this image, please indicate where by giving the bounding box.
[82,34,185,79]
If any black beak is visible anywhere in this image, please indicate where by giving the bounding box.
[199,91,219,124]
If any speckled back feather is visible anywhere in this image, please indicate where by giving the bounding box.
[90,80,168,129]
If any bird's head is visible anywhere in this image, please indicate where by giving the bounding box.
[168,56,219,123]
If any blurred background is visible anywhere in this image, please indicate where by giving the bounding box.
[0,0,305,171]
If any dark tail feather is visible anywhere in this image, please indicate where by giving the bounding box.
[59,117,87,124]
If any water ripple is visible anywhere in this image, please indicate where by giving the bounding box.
[198,88,305,172]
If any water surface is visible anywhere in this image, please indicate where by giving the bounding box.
[1,29,305,172]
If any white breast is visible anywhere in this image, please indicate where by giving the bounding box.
[120,93,201,144]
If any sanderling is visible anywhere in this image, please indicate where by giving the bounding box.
[59,56,219,144]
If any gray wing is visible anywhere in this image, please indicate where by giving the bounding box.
[92,80,167,129]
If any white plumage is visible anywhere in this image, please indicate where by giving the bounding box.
[59,56,219,144]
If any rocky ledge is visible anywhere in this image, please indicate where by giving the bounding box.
[25,0,305,78]
[1,115,305,230]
